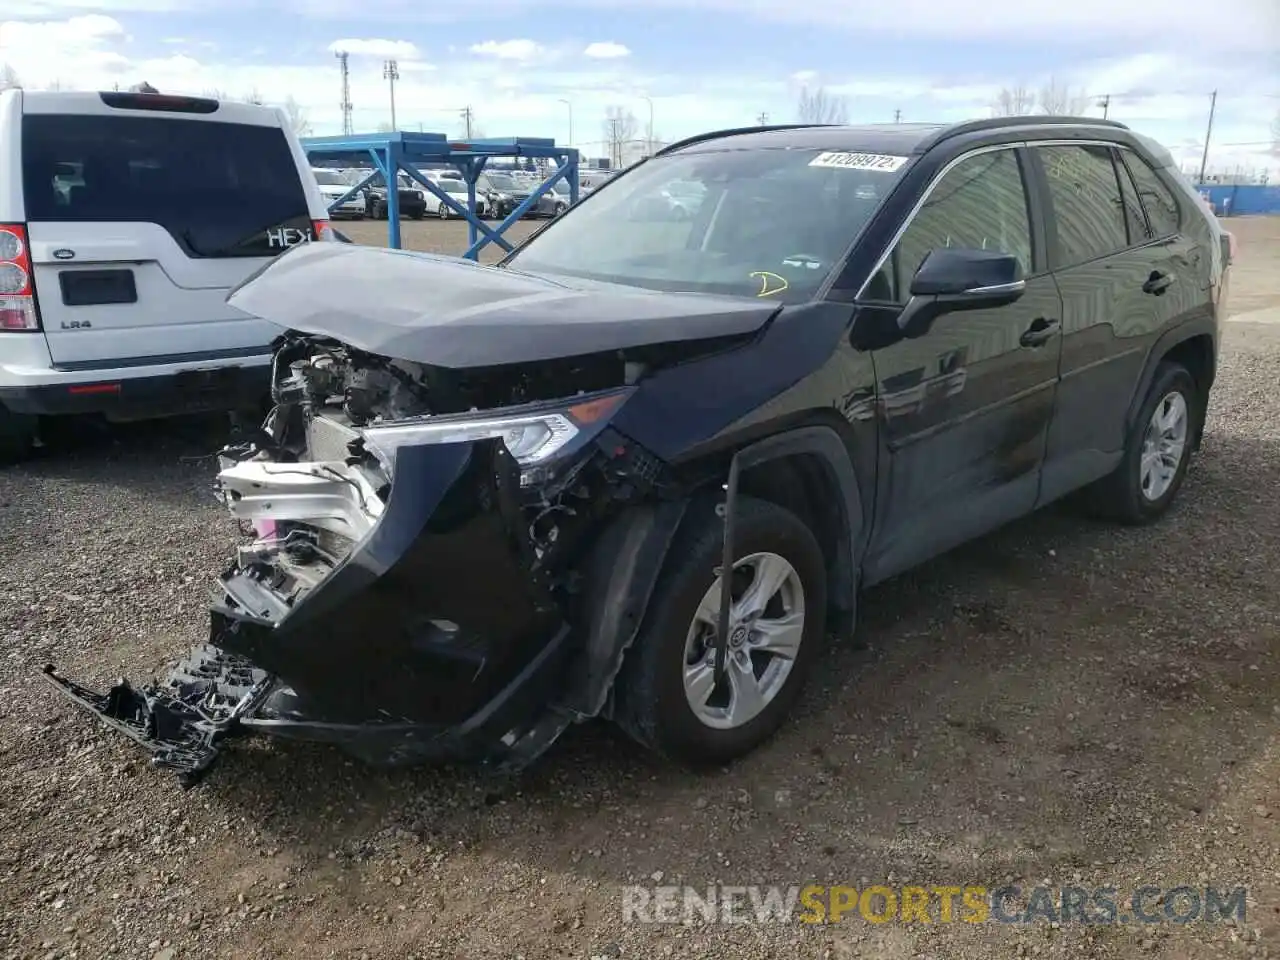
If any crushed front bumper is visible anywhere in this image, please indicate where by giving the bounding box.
[43,434,578,785]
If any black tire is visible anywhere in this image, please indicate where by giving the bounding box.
[554,201,567,216]
[0,404,37,465]
[1082,361,1199,525]
[410,208,425,220]
[614,496,828,766]
[437,203,449,220]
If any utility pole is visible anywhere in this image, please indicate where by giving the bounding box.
[893,108,902,123]
[459,106,474,138]
[756,111,769,125]
[1197,90,1217,185]
[641,95,654,156]
[336,50,353,136]
[1097,94,1110,119]
[383,59,399,131]
[557,98,573,147]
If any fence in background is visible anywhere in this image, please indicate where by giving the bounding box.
[1196,184,1280,217]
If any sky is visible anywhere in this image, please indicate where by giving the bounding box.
[1,0,1278,175]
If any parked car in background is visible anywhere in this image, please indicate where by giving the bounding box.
[45,116,1229,781]
[422,177,489,219]
[311,168,364,220]
[363,173,427,219]
[0,88,332,462]
[476,172,560,218]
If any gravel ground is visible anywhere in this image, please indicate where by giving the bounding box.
[1,217,1277,960]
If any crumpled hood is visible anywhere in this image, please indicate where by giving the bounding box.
[227,242,780,368]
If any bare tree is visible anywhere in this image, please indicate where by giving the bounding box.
[0,64,21,91]
[282,96,312,137]
[796,85,849,125]
[241,87,265,105]
[1271,109,1280,157]
[1037,77,1090,116]
[602,106,638,168]
[992,84,1035,116]
[201,88,230,100]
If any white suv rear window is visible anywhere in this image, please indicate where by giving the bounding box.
[21,114,311,259]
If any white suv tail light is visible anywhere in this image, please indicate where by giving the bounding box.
[0,224,41,332]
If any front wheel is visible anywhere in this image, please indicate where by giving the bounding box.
[437,203,449,220]
[1082,361,1199,524]
[614,497,828,766]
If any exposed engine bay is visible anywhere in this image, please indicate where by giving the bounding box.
[226,334,670,593]
[271,332,637,429]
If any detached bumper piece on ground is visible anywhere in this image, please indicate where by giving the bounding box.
[42,646,273,786]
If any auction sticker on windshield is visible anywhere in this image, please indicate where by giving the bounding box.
[809,152,909,172]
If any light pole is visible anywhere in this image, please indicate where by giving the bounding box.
[557,98,573,148]
[640,95,654,156]
[383,59,399,131]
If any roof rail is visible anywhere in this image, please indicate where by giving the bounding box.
[654,123,838,158]
[919,115,1129,152]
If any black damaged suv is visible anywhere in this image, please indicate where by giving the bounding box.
[47,117,1232,784]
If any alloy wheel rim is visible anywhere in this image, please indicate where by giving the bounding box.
[681,551,805,730]
[1140,390,1189,501]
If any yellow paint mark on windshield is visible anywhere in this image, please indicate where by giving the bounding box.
[750,271,790,298]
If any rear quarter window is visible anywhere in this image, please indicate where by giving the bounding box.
[21,114,311,258]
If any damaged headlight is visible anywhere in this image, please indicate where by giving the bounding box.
[360,411,579,473]
[357,391,630,477]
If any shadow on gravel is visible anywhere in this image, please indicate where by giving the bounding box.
[0,414,233,505]
[177,429,1280,901]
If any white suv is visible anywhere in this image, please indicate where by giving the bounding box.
[0,89,333,461]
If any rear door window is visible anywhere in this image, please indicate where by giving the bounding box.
[1036,144,1129,267]
[22,114,311,258]
[1113,151,1153,245]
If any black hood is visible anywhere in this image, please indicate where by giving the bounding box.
[227,243,780,368]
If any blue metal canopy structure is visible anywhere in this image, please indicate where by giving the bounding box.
[300,131,580,260]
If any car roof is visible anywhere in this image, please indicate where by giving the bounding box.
[673,123,947,156]
[16,90,287,129]
[663,117,1135,159]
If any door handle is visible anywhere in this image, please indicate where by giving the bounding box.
[1019,317,1060,348]
[1143,271,1174,295]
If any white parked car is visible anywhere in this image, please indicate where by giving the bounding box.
[0,88,332,461]
[423,177,489,219]
[311,168,365,219]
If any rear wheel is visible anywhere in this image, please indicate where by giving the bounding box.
[1083,361,1198,524]
[0,404,37,465]
[614,497,827,766]
[437,203,449,220]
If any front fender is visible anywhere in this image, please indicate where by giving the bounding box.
[556,498,690,720]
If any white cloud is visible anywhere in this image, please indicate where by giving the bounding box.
[583,41,629,59]
[0,15,130,76]
[327,38,419,59]
[469,39,542,61]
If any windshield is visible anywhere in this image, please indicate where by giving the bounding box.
[484,174,517,191]
[312,170,347,186]
[441,180,469,194]
[506,147,908,302]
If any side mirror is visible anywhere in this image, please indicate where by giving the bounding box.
[897,248,1026,339]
